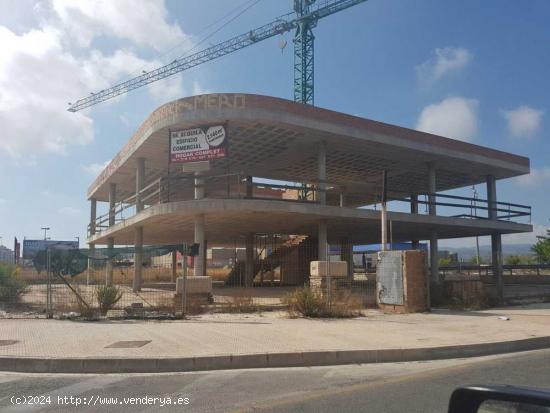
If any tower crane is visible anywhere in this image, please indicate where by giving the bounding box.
[68,0,368,112]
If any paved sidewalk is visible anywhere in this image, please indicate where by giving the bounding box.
[0,304,549,372]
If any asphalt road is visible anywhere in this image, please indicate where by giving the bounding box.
[0,349,549,413]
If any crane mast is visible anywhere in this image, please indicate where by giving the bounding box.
[68,0,367,112]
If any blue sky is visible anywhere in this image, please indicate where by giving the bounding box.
[0,0,548,250]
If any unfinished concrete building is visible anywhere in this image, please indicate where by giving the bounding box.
[86,93,532,302]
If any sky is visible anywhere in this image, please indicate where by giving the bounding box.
[0,0,548,251]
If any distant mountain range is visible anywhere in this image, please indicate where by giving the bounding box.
[442,244,535,259]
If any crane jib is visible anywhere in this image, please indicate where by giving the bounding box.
[67,0,368,112]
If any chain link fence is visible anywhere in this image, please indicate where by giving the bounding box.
[1,237,378,319]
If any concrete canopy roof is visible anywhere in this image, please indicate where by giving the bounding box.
[88,93,530,203]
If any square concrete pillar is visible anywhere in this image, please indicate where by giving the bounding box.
[491,233,504,304]
[171,250,177,283]
[194,172,205,200]
[245,233,254,287]
[427,162,437,216]
[429,231,439,284]
[108,184,116,226]
[87,244,95,285]
[487,175,504,303]
[133,227,143,292]
[136,157,145,213]
[317,141,326,205]
[194,214,205,277]
[105,237,114,286]
[427,163,439,285]
[245,176,253,198]
[318,219,328,262]
[339,239,353,279]
[89,198,97,236]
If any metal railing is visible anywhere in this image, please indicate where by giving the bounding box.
[440,264,550,278]
[389,192,531,223]
[88,175,531,237]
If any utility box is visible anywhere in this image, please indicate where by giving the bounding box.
[376,250,428,313]
[176,276,213,294]
[310,261,348,277]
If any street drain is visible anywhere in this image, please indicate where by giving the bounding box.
[105,340,151,349]
[0,340,18,346]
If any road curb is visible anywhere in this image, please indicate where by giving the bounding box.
[1,336,549,374]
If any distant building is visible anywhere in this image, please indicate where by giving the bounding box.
[0,246,14,264]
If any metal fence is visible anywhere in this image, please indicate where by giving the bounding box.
[0,238,377,319]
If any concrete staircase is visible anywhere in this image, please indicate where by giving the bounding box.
[225,235,309,286]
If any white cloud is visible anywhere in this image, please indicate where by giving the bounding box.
[191,81,211,96]
[0,0,191,159]
[148,79,209,104]
[83,160,110,176]
[513,167,550,188]
[147,75,185,103]
[51,0,190,51]
[502,105,544,138]
[58,206,80,216]
[416,47,473,83]
[416,97,479,141]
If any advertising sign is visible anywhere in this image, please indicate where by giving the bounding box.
[22,239,79,260]
[170,125,227,163]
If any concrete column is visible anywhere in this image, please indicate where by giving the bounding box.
[427,163,439,284]
[245,176,253,198]
[194,172,205,200]
[410,194,418,214]
[108,184,116,226]
[89,198,98,286]
[340,239,353,279]
[318,219,328,261]
[429,232,439,284]
[487,175,504,303]
[87,244,95,285]
[317,141,326,205]
[245,233,254,287]
[105,237,114,286]
[410,194,419,249]
[171,251,177,283]
[203,239,208,279]
[428,163,437,216]
[486,175,497,220]
[491,233,504,303]
[136,157,145,213]
[89,198,97,235]
[133,226,143,292]
[194,214,205,277]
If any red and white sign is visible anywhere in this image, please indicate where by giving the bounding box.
[170,125,227,163]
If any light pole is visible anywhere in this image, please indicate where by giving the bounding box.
[75,236,80,247]
[41,227,50,241]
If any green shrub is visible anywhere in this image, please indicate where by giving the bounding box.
[282,287,363,318]
[0,263,27,303]
[283,287,325,317]
[505,255,522,265]
[96,285,123,315]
